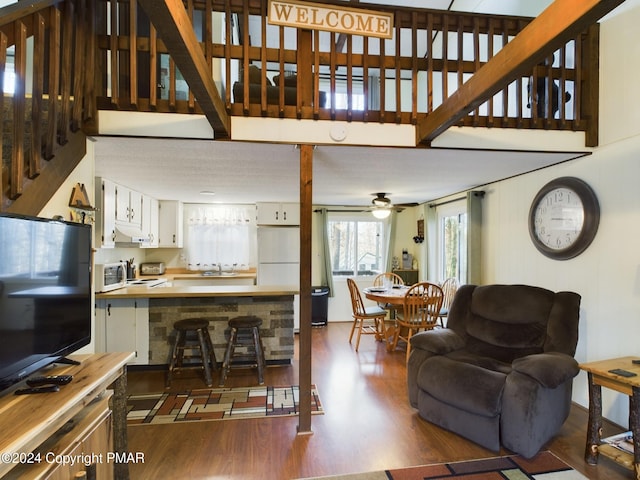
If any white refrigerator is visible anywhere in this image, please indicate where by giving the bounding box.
[257,226,300,331]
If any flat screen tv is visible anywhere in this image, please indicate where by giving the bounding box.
[0,213,92,390]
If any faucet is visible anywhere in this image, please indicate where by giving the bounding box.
[218,263,222,274]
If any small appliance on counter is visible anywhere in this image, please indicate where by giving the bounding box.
[95,262,127,292]
[140,262,166,275]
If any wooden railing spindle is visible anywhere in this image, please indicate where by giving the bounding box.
[129,0,138,108]
[379,36,385,123]
[472,17,480,126]
[30,13,45,178]
[426,13,433,114]
[346,33,352,122]
[45,6,60,160]
[110,0,118,106]
[59,0,74,145]
[501,22,509,126]
[395,17,401,123]
[410,12,417,125]
[149,24,157,109]
[11,19,26,199]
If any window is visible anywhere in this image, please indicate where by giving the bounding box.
[183,205,255,271]
[439,205,467,284]
[327,213,386,277]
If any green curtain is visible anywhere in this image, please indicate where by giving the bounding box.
[423,204,438,282]
[385,210,398,272]
[318,208,335,297]
[466,191,484,285]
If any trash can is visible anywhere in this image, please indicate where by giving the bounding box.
[311,286,330,326]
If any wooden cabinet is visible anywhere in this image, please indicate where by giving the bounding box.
[158,200,184,247]
[95,177,117,248]
[17,395,114,480]
[256,202,300,225]
[0,353,133,480]
[96,298,149,365]
[393,269,419,285]
[141,195,159,248]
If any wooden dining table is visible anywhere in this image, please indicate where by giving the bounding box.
[363,285,410,350]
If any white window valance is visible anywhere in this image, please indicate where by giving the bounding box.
[184,205,255,271]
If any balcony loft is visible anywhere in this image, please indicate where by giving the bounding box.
[0,0,622,213]
[93,0,604,146]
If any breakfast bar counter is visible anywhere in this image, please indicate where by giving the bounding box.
[95,284,296,299]
[95,285,298,366]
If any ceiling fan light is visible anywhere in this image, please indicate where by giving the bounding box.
[372,194,391,207]
[371,208,391,219]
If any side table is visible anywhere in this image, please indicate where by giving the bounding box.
[580,356,640,480]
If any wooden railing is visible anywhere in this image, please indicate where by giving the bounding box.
[95,0,598,143]
[0,0,601,211]
[0,0,95,214]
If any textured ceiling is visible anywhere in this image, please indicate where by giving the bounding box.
[94,137,585,206]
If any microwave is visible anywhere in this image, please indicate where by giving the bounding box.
[95,262,127,292]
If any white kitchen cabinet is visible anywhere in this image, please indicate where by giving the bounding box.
[95,177,117,248]
[141,195,159,248]
[95,298,149,365]
[115,184,143,228]
[256,202,300,225]
[158,200,184,247]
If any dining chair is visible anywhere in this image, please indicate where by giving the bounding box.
[346,278,387,352]
[391,282,444,361]
[373,272,405,289]
[437,277,459,327]
[372,272,405,315]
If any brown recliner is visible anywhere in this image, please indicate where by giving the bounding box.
[407,284,581,458]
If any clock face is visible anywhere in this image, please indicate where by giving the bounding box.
[528,177,600,260]
[532,187,584,251]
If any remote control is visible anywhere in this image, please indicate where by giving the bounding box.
[608,368,637,378]
[26,375,73,387]
[15,385,60,395]
[632,359,640,365]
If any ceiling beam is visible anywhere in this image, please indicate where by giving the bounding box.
[416,0,625,145]
[138,0,230,139]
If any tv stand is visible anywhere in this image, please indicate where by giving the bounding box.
[55,356,82,365]
[0,352,134,479]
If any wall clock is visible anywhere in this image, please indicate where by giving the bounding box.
[528,176,600,260]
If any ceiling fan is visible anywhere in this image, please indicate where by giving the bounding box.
[369,193,418,218]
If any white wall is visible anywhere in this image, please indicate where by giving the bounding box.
[39,139,97,355]
[477,0,640,427]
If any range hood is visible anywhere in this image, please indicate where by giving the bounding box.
[114,224,147,244]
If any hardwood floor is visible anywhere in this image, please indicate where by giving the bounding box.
[126,322,633,480]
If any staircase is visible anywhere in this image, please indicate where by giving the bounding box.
[1,0,94,215]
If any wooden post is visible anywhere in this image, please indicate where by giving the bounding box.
[298,144,313,434]
[113,365,130,479]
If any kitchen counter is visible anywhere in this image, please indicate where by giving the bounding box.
[95,284,297,299]
[95,283,297,366]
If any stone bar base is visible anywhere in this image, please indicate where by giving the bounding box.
[148,295,294,365]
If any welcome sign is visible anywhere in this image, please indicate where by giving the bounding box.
[268,0,394,39]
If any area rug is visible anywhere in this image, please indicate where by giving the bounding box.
[298,451,587,479]
[127,385,322,425]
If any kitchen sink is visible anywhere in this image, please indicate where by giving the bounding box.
[201,271,237,277]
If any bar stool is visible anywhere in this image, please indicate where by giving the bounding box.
[166,318,217,388]
[218,316,266,386]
